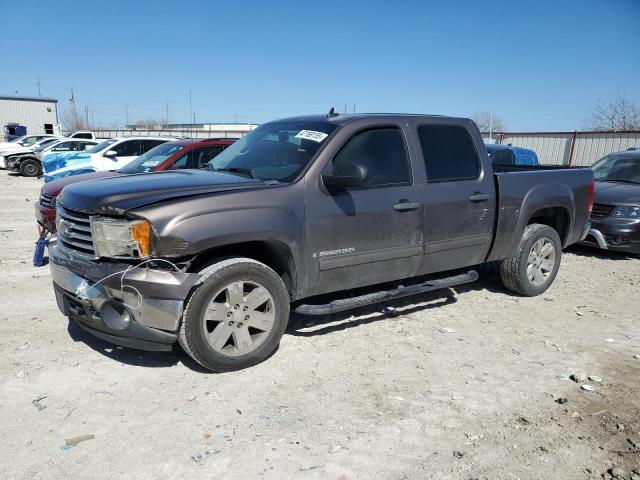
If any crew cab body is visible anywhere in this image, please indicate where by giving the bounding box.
[42,136,176,183]
[48,114,593,371]
[35,138,235,232]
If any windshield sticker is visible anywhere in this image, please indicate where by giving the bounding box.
[141,160,162,167]
[295,130,328,143]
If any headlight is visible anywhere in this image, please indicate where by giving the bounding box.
[611,206,640,219]
[91,217,152,258]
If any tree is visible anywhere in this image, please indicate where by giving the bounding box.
[586,95,640,131]
[61,104,88,131]
[471,111,506,133]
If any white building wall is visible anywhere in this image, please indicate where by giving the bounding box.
[0,98,58,135]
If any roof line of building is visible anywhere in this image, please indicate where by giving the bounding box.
[0,95,58,103]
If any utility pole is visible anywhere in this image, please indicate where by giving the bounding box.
[69,87,78,129]
[85,105,89,127]
[353,104,356,113]
[125,104,129,128]
[165,100,169,127]
[37,76,41,96]
[189,89,193,125]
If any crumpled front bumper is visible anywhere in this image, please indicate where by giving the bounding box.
[49,240,201,351]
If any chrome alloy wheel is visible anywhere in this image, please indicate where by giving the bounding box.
[202,280,276,357]
[527,238,556,286]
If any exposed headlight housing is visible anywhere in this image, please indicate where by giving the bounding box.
[610,205,640,219]
[91,217,152,258]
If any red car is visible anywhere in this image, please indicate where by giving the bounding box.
[35,138,235,232]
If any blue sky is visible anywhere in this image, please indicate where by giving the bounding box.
[1,0,639,130]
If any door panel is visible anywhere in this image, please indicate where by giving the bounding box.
[413,122,496,274]
[304,126,424,295]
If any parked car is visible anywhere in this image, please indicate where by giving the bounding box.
[35,138,235,232]
[64,131,100,140]
[485,143,540,166]
[5,139,99,177]
[580,148,640,255]
[0,136,61,169]
[42,136,176,182]
[0,134,59,157]
[48,113,593,372]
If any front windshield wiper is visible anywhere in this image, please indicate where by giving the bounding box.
[600,178,640,185]
[210,166,261,180]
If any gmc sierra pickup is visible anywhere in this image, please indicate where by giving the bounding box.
[48,113,594,372]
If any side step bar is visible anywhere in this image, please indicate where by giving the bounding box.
[295,270,478,316]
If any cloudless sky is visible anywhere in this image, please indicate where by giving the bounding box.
[1,0,639,130]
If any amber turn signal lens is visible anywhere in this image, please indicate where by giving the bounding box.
[131,220,152,257]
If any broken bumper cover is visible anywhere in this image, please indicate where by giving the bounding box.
[49,241,200,351]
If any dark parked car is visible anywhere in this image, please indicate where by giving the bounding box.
[35,138,235,233]
[48,113,593,372]
[486,143,539,166]
[581,148,640,255]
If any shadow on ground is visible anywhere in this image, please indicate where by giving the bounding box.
[566,244,637,261]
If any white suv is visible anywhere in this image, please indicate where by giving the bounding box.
[43,136,176,182]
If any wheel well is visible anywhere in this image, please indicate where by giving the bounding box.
[528,207,570,244]
[187,241,296,297]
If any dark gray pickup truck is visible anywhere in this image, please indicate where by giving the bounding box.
[48,113,594,371]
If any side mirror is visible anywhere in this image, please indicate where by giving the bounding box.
[322,163,367,191]
[104,150,118,159]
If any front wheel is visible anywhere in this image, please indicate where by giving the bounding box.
[500,223,562,296]
[179,257,290,372]
[20,159,41,177]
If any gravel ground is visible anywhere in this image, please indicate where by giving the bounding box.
[1,170,639,480]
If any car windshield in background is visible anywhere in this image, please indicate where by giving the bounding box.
[86,139,117,154]
[207,121,338,182]
[119,143,185,173]
[592,154,640,184]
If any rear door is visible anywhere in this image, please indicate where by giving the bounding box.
[305,124,424,295]
[410,119,496,273]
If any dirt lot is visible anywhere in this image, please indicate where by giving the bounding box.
[0,170,639,480]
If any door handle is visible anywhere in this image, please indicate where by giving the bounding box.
[393,201,422,212]
[469,192,490,203]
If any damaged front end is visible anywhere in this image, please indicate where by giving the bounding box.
[49,201,201,351]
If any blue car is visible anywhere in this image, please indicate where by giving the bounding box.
[486,144,539,166]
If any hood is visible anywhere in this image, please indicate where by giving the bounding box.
[42,171,122,196]
[58,169,265,213]
[595,181,640,205]
[3,146,34,157]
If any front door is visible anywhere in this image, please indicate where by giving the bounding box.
[305,126,424,296]
[103,139,142,170]
[412,121,496,273]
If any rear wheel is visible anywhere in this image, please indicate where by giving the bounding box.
[19,159,41,177]
[179,258,290,372]
[500,223,562,296]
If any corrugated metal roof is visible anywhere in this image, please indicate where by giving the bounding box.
[0,95,58,103]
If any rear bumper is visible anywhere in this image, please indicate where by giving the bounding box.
[579,217,640,255]
[49,241,201,351]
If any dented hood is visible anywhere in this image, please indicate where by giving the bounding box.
[58,169,264,214]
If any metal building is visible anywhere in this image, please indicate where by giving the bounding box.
[0,95,59,136]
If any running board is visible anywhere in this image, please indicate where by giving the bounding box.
[295,270,478,316]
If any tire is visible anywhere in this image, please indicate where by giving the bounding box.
[19,159,41,177]
[179,257,290,372]
[500,223,562,296]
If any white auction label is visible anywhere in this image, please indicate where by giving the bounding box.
[295,130,328,142]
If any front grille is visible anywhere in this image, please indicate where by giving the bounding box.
[56,205,95,256]
[40,192,56,208]
[590,204,614,220]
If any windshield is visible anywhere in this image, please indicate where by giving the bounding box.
[119,143,185,173]
[34,139,59,151]
[592,154,640,184]
[207,121,338,182]
[86,139,117,154]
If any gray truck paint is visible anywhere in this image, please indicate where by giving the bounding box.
[50,113,593,346]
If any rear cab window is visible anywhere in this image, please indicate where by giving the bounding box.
[417,125,481,182]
